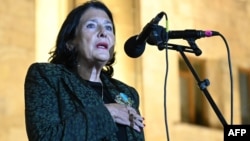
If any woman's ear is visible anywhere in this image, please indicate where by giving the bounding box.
[66,41,75,51]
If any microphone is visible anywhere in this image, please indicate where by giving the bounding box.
[124,12,165,58]
[168,29,220,39]
[147,27,220,50]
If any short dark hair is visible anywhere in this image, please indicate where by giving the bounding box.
[49,0,116,76]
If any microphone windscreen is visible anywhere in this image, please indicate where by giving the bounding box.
[124,35,146,58]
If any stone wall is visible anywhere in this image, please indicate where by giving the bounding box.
[0,0,35,140]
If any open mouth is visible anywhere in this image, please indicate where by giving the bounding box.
[96,42,108,49]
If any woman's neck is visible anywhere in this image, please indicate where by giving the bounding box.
[77,64,103,83]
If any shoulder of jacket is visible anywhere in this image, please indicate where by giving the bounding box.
[27,62,71,76]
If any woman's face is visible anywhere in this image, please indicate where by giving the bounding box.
[72,8,115,65]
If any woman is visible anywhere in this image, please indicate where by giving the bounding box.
[24,0,145,141]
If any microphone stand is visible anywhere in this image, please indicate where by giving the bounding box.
[167,42,228,127]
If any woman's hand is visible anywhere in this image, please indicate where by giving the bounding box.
[105,103,145,132]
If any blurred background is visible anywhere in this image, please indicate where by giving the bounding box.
[0,0,250,140]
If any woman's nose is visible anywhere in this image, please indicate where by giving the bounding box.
[98,27,107,38]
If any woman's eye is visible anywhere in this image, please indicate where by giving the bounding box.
[105,25,113,31]
[86,23,96,29]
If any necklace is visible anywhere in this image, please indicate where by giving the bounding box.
[100,82,104,100]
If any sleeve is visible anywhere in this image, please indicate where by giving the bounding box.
[24,63,117,141]
[24,63,79,141]
[24,63,59,140]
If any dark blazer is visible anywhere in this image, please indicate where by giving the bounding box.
[24,63,145,141]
